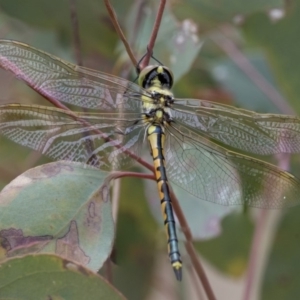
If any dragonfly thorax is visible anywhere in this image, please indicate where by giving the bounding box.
[143,107,172,126]
[141,85,174,126]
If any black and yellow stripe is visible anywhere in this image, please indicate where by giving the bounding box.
[147,124,182,281]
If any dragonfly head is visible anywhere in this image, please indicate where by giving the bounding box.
[138,65,174,90]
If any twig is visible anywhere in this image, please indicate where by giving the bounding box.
[213,25,294,115]
[104,0,137,67]
[106,171,155,181]
[243,209,268,300]
[139,0,166,70]
[104,258,113,284]
[170,189,216,300]
[0,166,16,181]
[69,0,83,66]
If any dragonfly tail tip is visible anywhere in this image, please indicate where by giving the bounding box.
[173,267,182,281]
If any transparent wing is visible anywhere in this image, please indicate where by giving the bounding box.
[166,122,300,208]
[1,40,300,209]
[172,99,300,155]
[0,104,145,171]
[0,40,146,111]
[2,39,300,158]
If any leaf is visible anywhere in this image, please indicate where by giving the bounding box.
[0,0,121,54]
[210,52,284,113]
[195,213,254,277]
[172,0,284,29]
[0,254,125,299]
[261,206,300,299]
[242,2,300,114]
[0,161,114,272]
[112,175,157,297]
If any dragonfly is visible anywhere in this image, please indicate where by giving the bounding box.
[1,40,300,281]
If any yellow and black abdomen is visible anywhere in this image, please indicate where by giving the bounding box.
[147,124,182,280]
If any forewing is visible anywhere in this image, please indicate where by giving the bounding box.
[0,104,145,171]
[173,99,300,155]
[0,40,145,111]
[166,122,300,208]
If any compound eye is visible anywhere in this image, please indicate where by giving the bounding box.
[138,65,157,88]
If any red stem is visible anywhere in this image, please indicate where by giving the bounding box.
[139,0,166,70]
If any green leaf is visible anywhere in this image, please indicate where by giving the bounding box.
[173,0,284,29]
[261,206,300,299]
[0,254,125,299]
[195,213,254,276]
[112,175,156,298]
[242,2,300,114]
[210,52,283,113]
[0,161,114,272]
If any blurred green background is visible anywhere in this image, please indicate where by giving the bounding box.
[0,0,300,299]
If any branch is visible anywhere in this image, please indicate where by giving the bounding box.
[139,0,166,70]
[104,0,137,66]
